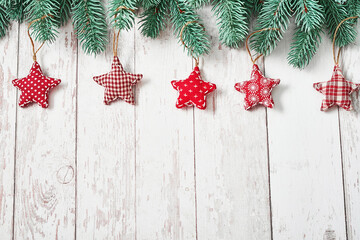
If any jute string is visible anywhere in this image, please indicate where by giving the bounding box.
[333,16,359,66]
[28,15,53,61]
[113,6,135,56]
[245,28,279,64]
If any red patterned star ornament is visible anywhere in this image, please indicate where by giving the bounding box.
[171,66,216,110]
[313,65,359,111]
[234,64,280,110]
[12,61,61,108]
[93,56,143,105]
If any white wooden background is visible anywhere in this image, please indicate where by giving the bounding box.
[1,6,360,240]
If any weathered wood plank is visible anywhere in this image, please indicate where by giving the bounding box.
[76,29,136,239]
[13,22,77,239]
[266,23,347,239]
[0,22,19,240]
[134,21,196,239]
[338,25,360,240]
[194,8,272,240]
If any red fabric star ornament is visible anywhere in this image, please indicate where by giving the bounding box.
[12,61,61,108]
[93,56,143,105]
[313,65,359,111]
[171,66,216,110]
[234,64,280,110]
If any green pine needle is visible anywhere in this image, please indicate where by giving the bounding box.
[72,0,108,55]
[108,0,138,31]
[251,0,293,56]
[294,0,324,32]
[321,0,357,47]
[170,0,210,58]
[59,0,72,26]
[288,0,324,68]
[6,0,28,22]
[346,0,360,20]
[140,0,161,9]
[212,0,249,48]
[244,0,263,16]
[288,27,322,69]
[25,0,60,43]
[0,0,11,6]
[139,0,168,38]
[0,4,10,38]
[186,0,211,8]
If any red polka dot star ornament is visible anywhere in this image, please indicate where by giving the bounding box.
[313,16,360,111]
[93,10,143,105]
[234,28,280,110]
[171,21,216,110]
[12,16,61,108]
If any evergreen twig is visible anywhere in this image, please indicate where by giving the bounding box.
[321,0,357,47]
[72,0,108,55]
[139,0,168,38]
[0,4,10,38]
[170,0,210,58]
[288,0,324,68]
[251,0,293,55]
[212,0,249,48]
[25,0,60,43]
[108,0,138,31]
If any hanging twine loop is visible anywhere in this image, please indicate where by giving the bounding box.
[27,15,53,62]
[180,20,203,67]
[245,28,280,64]
[333,16,359,66]
[113,6,135,56]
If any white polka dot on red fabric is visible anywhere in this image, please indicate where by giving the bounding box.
[12,62,61,108]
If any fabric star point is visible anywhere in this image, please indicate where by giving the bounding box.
[313,65,359,111]
[171,66,216,110]
[12,61,61,108]
[93,56,143,105]
[235,64,280,110]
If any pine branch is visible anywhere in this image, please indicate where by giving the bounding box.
[140,0,161,9]
[0,0,11,6]
[244,0,263,16]
[346,0,360,19]
[72,0,108,55]
[6,0,28,22]
[25,0,60,43]
[0,4,10,38]
[108,0,138,31]
[288,0,323,68]
[59,0,72,26]
[251,0,293,55]
[294,0,324,32]
[186,0,210,8]
[288,27,322,68]
[170,0,210,58]
[212,0,249,48]
[321,0,357,47]
[139,0,169,38]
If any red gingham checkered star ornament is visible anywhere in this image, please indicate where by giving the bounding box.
[234,64,280,110]
[12,61,61,108]
[171,66,216,110]
[313,65,359,111]
[93,56,143,105]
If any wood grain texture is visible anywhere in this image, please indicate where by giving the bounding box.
[134,21,196,240]
[266,23,347,240]
[0,22,18,239]
[3,8,360,240]
[76,28,136,239]
[13,22,76,239]
[194,8,272,240]
[338,25,360,240]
